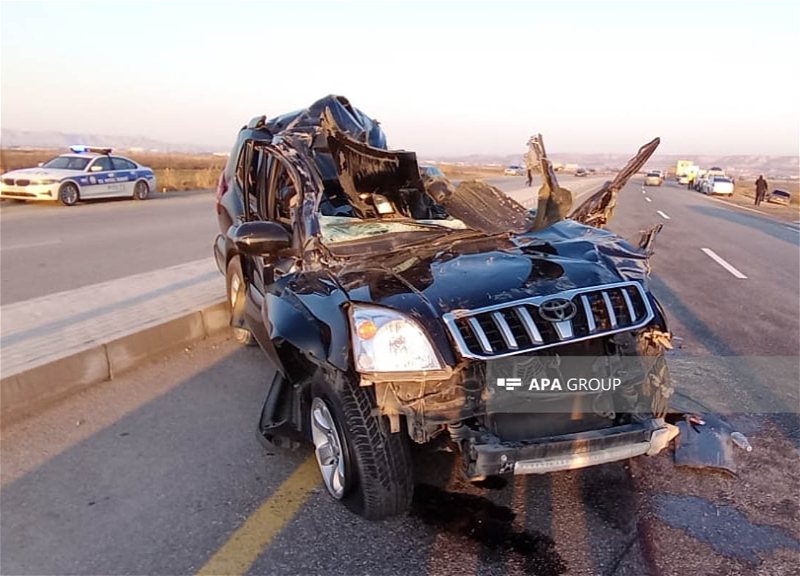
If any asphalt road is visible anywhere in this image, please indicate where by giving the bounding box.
[2,176,799,575]
[0,191,217,305]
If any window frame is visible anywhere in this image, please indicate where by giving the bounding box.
[266,154,300,226]
[88,156,114,172]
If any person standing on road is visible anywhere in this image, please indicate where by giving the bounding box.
[686,172,694,190]
[755,174,768,206]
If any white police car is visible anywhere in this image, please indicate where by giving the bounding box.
[0,146,157,206]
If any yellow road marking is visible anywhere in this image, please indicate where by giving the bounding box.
[196,455,320,576]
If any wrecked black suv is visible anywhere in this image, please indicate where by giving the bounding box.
[213,95,675,519]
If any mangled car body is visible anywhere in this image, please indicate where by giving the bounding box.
[213,95,675,519]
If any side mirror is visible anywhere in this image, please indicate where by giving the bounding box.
[89,165,104,172]
[229,221,291,257]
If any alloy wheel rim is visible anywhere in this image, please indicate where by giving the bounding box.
[136,182,146,199]
[63,185,77,204]
[310,397,347,499]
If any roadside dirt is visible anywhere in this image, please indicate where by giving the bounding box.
[728,179,800,223]
[631,415,800,575]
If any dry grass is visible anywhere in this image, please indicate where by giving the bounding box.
[437,163,507,180]
[734,178,799,205]
[0,148,227,192]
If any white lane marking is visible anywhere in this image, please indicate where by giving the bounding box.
[645,197,652,203]
[657,210,670,220]
[699,193,768,216]
[641,189,646,194]
[701,248,747,279]
[1,239,62,251]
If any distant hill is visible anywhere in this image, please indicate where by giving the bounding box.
[0,128,221,154]
[3,128,796,178]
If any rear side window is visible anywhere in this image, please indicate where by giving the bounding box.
[111,157,136,170]
[235,141,249,189]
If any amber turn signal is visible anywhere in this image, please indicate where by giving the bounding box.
[357,320,377,340]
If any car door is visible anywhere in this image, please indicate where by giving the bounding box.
[110,157,137,196]
[241,145,303,351]
[85,156,115,197]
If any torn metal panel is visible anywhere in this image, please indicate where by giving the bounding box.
[424,177,534,235]
[321,108,443,221]
[675,413,738,476]
[571,137,661,228]
[528,134,574,230]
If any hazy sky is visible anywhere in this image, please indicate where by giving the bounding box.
[2,1,798,156]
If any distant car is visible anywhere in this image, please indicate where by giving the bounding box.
[574,168,587,177]
[644,172,663,186]
[0,146,156,206]
[419,165,445,178]
[677,174,691,185]
[767,189,791,205]
[702,176,734,196]
[695,168,724,191]
[504,165,525,176]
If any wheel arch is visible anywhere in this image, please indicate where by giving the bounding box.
[133,177,150,193]
[59,178,82,197]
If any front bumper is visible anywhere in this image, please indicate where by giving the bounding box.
[465,418,676,478]
[0,184,58,201]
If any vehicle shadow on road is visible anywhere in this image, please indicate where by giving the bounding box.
[687,205,800,246]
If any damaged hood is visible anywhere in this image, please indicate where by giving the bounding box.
[335,220,654,320]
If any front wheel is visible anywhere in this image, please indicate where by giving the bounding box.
[58,182,79,206]
[311,375,413,519]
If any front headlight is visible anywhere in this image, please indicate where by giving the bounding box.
[38,179,58,185]
[349,305,442,373]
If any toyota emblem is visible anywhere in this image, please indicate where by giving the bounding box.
[538,298,577,322]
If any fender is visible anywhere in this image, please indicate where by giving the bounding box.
[265,285,351,372]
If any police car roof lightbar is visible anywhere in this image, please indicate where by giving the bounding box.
[69,145,112,154]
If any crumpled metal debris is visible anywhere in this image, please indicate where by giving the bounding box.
[675,413,739,476]
[571,137,661,228]
[528,134,574,230]
[424,177,534,235]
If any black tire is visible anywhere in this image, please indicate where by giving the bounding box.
[58,182,79,206]
[311,375,413,520]
[225,256,257,346]
[133,180,149,200]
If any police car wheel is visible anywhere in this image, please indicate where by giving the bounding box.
[59,183,79,206]
[133,181,149,201]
